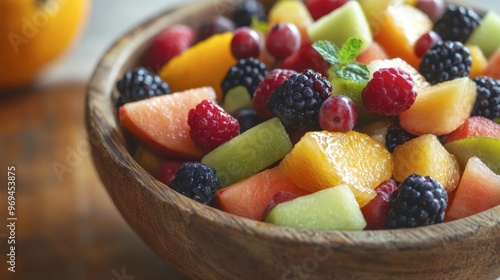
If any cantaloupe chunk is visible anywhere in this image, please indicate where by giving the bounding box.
[373,4,432,69]
[119,87,216,159]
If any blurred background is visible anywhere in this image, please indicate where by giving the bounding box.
[0,0,499,279]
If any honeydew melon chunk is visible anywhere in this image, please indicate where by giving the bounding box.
[444,137,500,175]
[201,118,292,188]
[466,11,500,58]
[265,185,367,231]
[307,1,373,53]
[222,85,252,114]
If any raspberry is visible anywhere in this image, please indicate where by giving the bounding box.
[362,68,417,116]
[188,100,240,152]
[385,124,416,153]
[221,57,269,98]
[387,174,448,229]
[115,67,171,107]
[231,109,261,132]
[471,76,500,120]
[419,40,471,85]
[432,5,481,43]
[267,69,332,131]
[170,162,220,206]
[144,24,195,73]
[253,68,297,120]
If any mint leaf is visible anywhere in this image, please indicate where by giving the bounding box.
[312,38,370,83]
[335,63,371,83]
[338,37,363,64]
[312,41,340,65]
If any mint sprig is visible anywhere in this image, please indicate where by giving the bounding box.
[312,38,370,83]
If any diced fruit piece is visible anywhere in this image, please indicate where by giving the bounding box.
[367,58,429,91]
[446,157,500,221]
[279,42,329,77]
[305,0,349,21]
[268,0,314,42]
[265,185,367,231]
[442,116,500,143]
[307,1,373,53]
[399,77,477,136]
[222,85,252,114]
[444,137,500,175]
[159,32,237,102]
[133,145,164,177]
[265,23,302,60]
[279,131,393,207]
[216,167,309,221]
[483,47,500,79]
[361,178,398,230]
[358,119,394,146]
[119,87,216,159]
[144,24,195,73]
[392,134,461,192]
[374,4,432,69]
[356,42,389,65]
[466,11,500,58]
[357,0,393,35]
[201,118,292,187]
[157,160,184,186]
[468,45,488,78]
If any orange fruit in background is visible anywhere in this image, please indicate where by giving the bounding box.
[0,0,90,90]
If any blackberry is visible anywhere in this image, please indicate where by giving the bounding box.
[170,162,220,206]
[231,109,261,133]
[388,174,448,229]
[419,41,471,85]
[471,76,500,120]
[115,67,171,107]
[221,57,269,97]
[267,69,332,131]
[433,5,481,43]
[232,0,266,28]
[385,124,416,153]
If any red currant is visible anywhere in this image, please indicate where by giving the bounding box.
[231,27,262,59]
[265,23,301,60]
[318,95,358,132]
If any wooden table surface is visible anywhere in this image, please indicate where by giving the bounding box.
[1,0,499,279]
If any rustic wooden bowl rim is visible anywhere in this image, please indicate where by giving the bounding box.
[86,0,500,253]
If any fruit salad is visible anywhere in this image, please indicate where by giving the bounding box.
[115,0,500,231]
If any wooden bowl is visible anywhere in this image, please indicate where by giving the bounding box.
[86,1,500,279]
